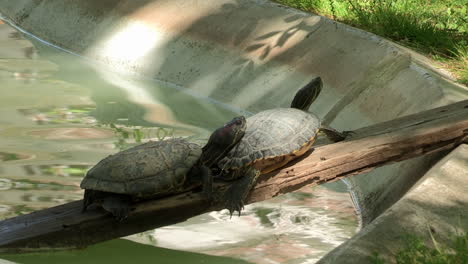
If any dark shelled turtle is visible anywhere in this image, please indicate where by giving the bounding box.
[217,77,352,216]
[81,116,246,221]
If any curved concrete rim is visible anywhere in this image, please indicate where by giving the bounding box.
[0,0,467,262]
[318,144,468,263]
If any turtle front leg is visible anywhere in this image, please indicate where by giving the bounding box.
[83,190,131,221]
[319,126,354,142]
[101,194,132,222]
[199,165,213,200]
[82,189,110,212]
[189,165,213,200]
[223,167,260,217]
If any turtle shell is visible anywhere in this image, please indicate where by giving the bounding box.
[218,108,320,173]
[80,138,202,198]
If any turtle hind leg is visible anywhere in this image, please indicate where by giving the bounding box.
[101,194,132,222]
[223,167,260,217]
[320,126,354,142]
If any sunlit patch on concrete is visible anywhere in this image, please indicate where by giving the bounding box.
[88,23,189,129]
[98,21,162,64]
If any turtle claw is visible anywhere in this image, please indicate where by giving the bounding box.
[227,206,243,218]
[342,130,355,138]
[101,194,131,222]
[320,126,354,142]
[224,190,245,218]
[222,168,259,218]
[111,208,130,222]
[212,189,242,216]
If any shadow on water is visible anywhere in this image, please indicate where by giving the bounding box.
[0,239,252,264]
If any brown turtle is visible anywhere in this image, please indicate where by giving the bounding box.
[80,116,246,220]
[217,77,351,215]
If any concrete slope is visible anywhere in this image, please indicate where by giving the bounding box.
[318,144,468,263]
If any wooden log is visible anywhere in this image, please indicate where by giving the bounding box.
[1,99,467,252]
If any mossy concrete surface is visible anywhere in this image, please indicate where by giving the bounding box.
[318,144,468,263]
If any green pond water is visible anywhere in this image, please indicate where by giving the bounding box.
[0,22,358,264]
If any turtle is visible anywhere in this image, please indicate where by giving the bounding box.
[80,115,246,221]
[217,77,352,216]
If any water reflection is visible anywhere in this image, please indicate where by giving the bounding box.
[0,239,252,264]
[37,165,88,178]
[0,22,357,264]
[0,179,12,190]
[127,187,356,264]
[106,123,175,150]
[1,164,88,179]
[27,127,114,140]
[0,204,10,213]
[0,178,77,191]
[0,152,33,162]
[17,105,97,125]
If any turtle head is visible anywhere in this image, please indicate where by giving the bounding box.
[201,116,246,166]
[290,76,322,111]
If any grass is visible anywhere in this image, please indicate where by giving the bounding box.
[274,0,468,85]
[369,231,468,264]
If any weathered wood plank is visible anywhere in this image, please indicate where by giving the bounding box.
[1,99,467,252]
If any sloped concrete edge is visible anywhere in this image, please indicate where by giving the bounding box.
[318,144,468,264]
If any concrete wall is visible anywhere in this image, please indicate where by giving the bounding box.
[318,144,468,263]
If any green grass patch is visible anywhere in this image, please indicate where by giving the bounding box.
[274,0,468,85]
[369,231,468,264]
